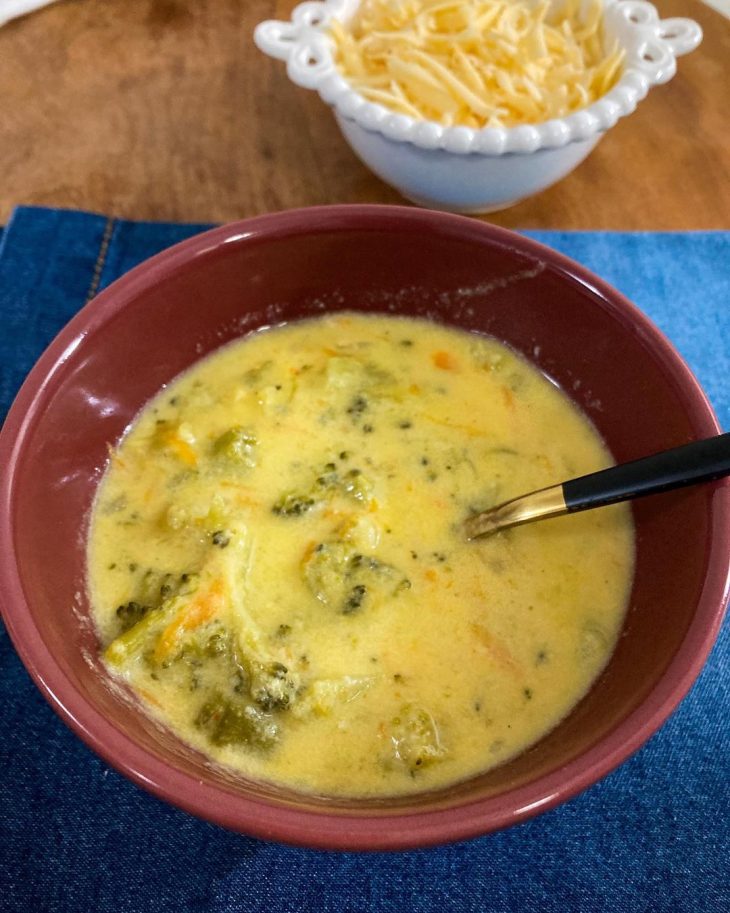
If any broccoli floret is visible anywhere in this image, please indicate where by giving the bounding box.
[302,542,408,615]
[171,619,297,736]
[389,705,446,773]
[204,629,230,658]
[106,573,201,668]
[211,529,231,548]
[242,360,273,386]
[326,356,394,396]
[195,691,279,749]
[340,468,373,503]
[346,394,369,420]
[291,675,374,719]
[326,356,366,391]
[113,569,189,635]
[343,584,367,615]
[272,461,373,518]
[249,661,298,712]
[213,426,257,468]
[107,544,298,754]
[313,463,339,491]
[302,541,354,609]
[115,601,149,633]
[171,622,252,692]
[272,493,316,516]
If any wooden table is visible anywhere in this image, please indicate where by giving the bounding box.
[1,0,727,228]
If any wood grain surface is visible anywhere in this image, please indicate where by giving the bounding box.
[0,0,727,228]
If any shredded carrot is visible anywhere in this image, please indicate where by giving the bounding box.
[162,431,197,467]
[322,346,339,357]
[218,481,254,491]
[154,581,224,663]
[110,447,128,471]
[233,494,260,509]
[501,386,515,411]
[420,414,488,437]
[138,688,163,708]
[218,481,260,506]
[301,541,318,564]
[470,623,521,676]
[432,351,458,370]
[424,568,439,582]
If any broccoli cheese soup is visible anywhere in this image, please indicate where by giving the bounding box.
[88,313,634,797]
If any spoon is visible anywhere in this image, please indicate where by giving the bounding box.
[464,432,730,540]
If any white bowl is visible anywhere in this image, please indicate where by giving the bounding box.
[254,0,701,213]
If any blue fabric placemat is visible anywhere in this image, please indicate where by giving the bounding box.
[0,206,728,913]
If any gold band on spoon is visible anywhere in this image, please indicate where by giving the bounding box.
[464,484,568,540]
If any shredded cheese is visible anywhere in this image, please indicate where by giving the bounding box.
[329,0,624,128]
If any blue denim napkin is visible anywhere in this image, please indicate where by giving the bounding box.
[0,207,728,913]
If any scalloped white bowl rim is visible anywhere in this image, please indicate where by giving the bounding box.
[254,0,702,156]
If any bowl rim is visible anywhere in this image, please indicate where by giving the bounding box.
[0,204,728,851]
[253,0,703,155]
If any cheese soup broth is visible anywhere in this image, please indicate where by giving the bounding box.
[88,313,634,797]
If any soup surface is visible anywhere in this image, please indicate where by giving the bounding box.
[88,313,634,797]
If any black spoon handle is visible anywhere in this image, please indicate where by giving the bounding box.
[563,432,730,513]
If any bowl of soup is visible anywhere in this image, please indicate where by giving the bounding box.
[0,205,727,850]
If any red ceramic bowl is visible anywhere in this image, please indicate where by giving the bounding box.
[0,206,728,851]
